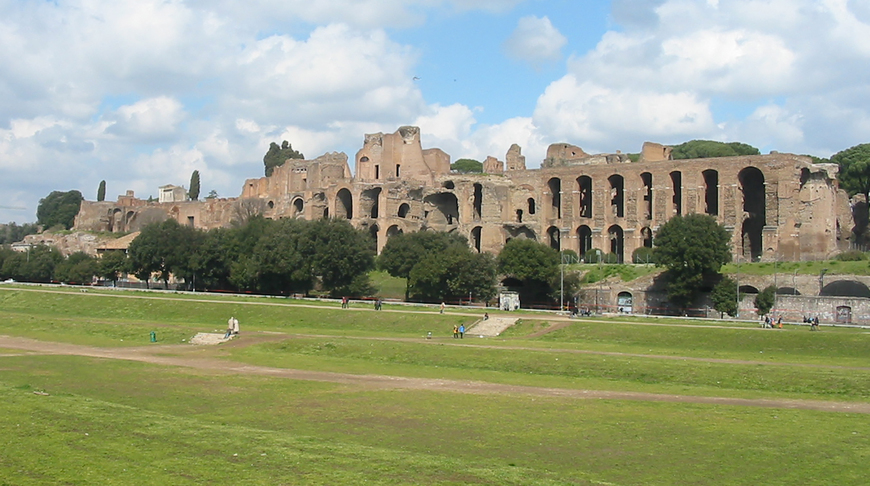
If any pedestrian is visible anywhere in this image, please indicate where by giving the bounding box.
[341,296,348,309]
[483,312,489,320]
[440,302,445,314]
[452,325,459,338]
[232,316,240,336]
[459,324,465,339]
[224,317,234,339]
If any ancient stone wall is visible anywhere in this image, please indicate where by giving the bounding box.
[74,126,853,262]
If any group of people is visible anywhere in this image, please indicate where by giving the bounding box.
[224,316,240,339]
[761,315,783,329]
[804,315,821,330]
[452,324,465,339]
[373,298,383,311]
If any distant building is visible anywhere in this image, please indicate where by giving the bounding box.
[158,185,187,203]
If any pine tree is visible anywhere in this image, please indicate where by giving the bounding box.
[97,180,106,202]
[189,170,200,201]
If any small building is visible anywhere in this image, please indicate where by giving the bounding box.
[158,185,187,203]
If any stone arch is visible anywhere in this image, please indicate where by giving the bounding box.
[547,177,561,219]
[702,169,719,216]
[527,197,536,215]
[739,167,766,260]
[112,208,123,232]
[386,224,403,238]
[640,172,652,220]
[471,226,482,252]
[473,183,483,220]
[608,174,624,218]
[617,291,633,313]
[641,226,653,248]
[577,175,592,218]
[267,200,275,209]
[398,203,410,218]
[335,188,353,219]
[442,180,455,189]
[669,171,682,215]
[547,226,560,250]
[368,223,379,250]
[423,193,459,228]
[739,285,759,294]
[821,280,870,297]
[608,225,624,263]
[292,198,304,216]
[577,225,592,260]
[776,287,800,295]
[362,187,381,219]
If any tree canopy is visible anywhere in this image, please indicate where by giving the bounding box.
[497,238,562,304]
[831,143,870,203]
[37,190,84,230]
[671,140,760,160]
[378,231,471,300]
[755,285,776,316]
[450,158,483,174]
[652,214,732,309]
[264,141,304,177]
[189,170,200,201]
[710,276,738,317]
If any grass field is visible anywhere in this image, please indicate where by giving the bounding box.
[1,284,868,485]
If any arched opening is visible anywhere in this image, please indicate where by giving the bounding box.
[547,178,561,219]
[112,208,123,233]
[527,198,536,215]
[702,169,719,216]
[670,171,682,215]
[473,183,483,220]
[516,209,523,223]
[362,187,381,219]
[836,305,852,323]
[471,226,482,252]
[608,174,624,218]
[368,224,379,251]
[423,193,459,228]
[821,280,870,297]
[442,180,455,190]
[608,225,624,263]
[335,188,353,220]
[292,198,304,216]
[776,287,800,295]
[397,203,410,218]
[577,225,592,260]
[617,291,633,313]
[641,226,653,248]
[640,172,652,220]
[386,225,403,238]
[577,176,592,218]
[547,226,560,251]
[322,207,329,219]
[739,167,766,260]
[738,285,759,294]
[267,200,274,209]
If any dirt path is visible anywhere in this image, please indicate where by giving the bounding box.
[2,334,868,414]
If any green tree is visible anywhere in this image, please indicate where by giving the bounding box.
[37,190,84,230]
[711,276,738,317]
[408,246,496,303]
[0,222,39,245]
[97,180,106,202]
[298,218,376,297]
[99,250,129,286]
[378,231,468,299]
[205,190,219,199]
[831,143,870,203]
[250,219,312,294]
[55,251,99,284]
[450,158,483,174]
[127,219,197,289]
[263,141,304,177]
[755,285,776,316]
[652,214,732,310]
[1,245,61,282]
[671,140,760,160]
[189,170,200,201]
[497,239,560,305]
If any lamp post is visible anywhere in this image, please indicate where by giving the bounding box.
[735,255,741,319]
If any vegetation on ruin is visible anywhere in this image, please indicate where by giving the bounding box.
[188,169,200,201]
[0,221,39,245]
[263,140,304,177]
[653,214,732,309]
[0,287,868,484]
[832,142,870,203]
[671,139,761,159]
[450,158,483,173]
[36,189,84,230]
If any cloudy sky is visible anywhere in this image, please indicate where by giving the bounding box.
[2,0,870,223]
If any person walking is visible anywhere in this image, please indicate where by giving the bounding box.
[459,324,465,339]
[440,302,445,314]
[452,325,459,338]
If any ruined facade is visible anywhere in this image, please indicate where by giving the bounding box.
[75,126,853,263]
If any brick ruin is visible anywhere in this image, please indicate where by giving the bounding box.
[75,126,854,263]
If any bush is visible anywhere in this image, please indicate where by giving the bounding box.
[835,250,867,261]
[583,249,604,264]
[632,247,655,264]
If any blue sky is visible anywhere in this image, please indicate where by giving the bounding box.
[2,0,870,223]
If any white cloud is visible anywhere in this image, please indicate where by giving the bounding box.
[105,97,187,141]
[503,16,567,66]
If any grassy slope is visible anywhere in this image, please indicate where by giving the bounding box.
[1,287,869,484]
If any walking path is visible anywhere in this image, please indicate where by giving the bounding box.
[466,316,518,337]
[1,334,868,414]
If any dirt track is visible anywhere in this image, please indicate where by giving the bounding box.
[2,333,869,414]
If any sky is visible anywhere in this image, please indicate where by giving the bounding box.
[2,0,870,224]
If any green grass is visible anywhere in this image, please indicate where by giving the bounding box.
[575,263,660,283]
[1,286,870,484]
[369,270,407,299]
[721,259,870,276]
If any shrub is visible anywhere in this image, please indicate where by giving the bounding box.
[835,250,867,261]
[632,247,655,264]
